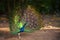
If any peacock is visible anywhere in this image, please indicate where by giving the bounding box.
[9,5,42,39]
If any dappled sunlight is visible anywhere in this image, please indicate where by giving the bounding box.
[41,25,60,29]
[0,27,10,32]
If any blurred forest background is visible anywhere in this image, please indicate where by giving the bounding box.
[0,0,60,28]
[0,0,60,16]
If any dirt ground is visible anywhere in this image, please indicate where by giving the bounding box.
[0,29,60,40]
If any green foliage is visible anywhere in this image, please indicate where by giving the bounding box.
[27,0,52,14]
